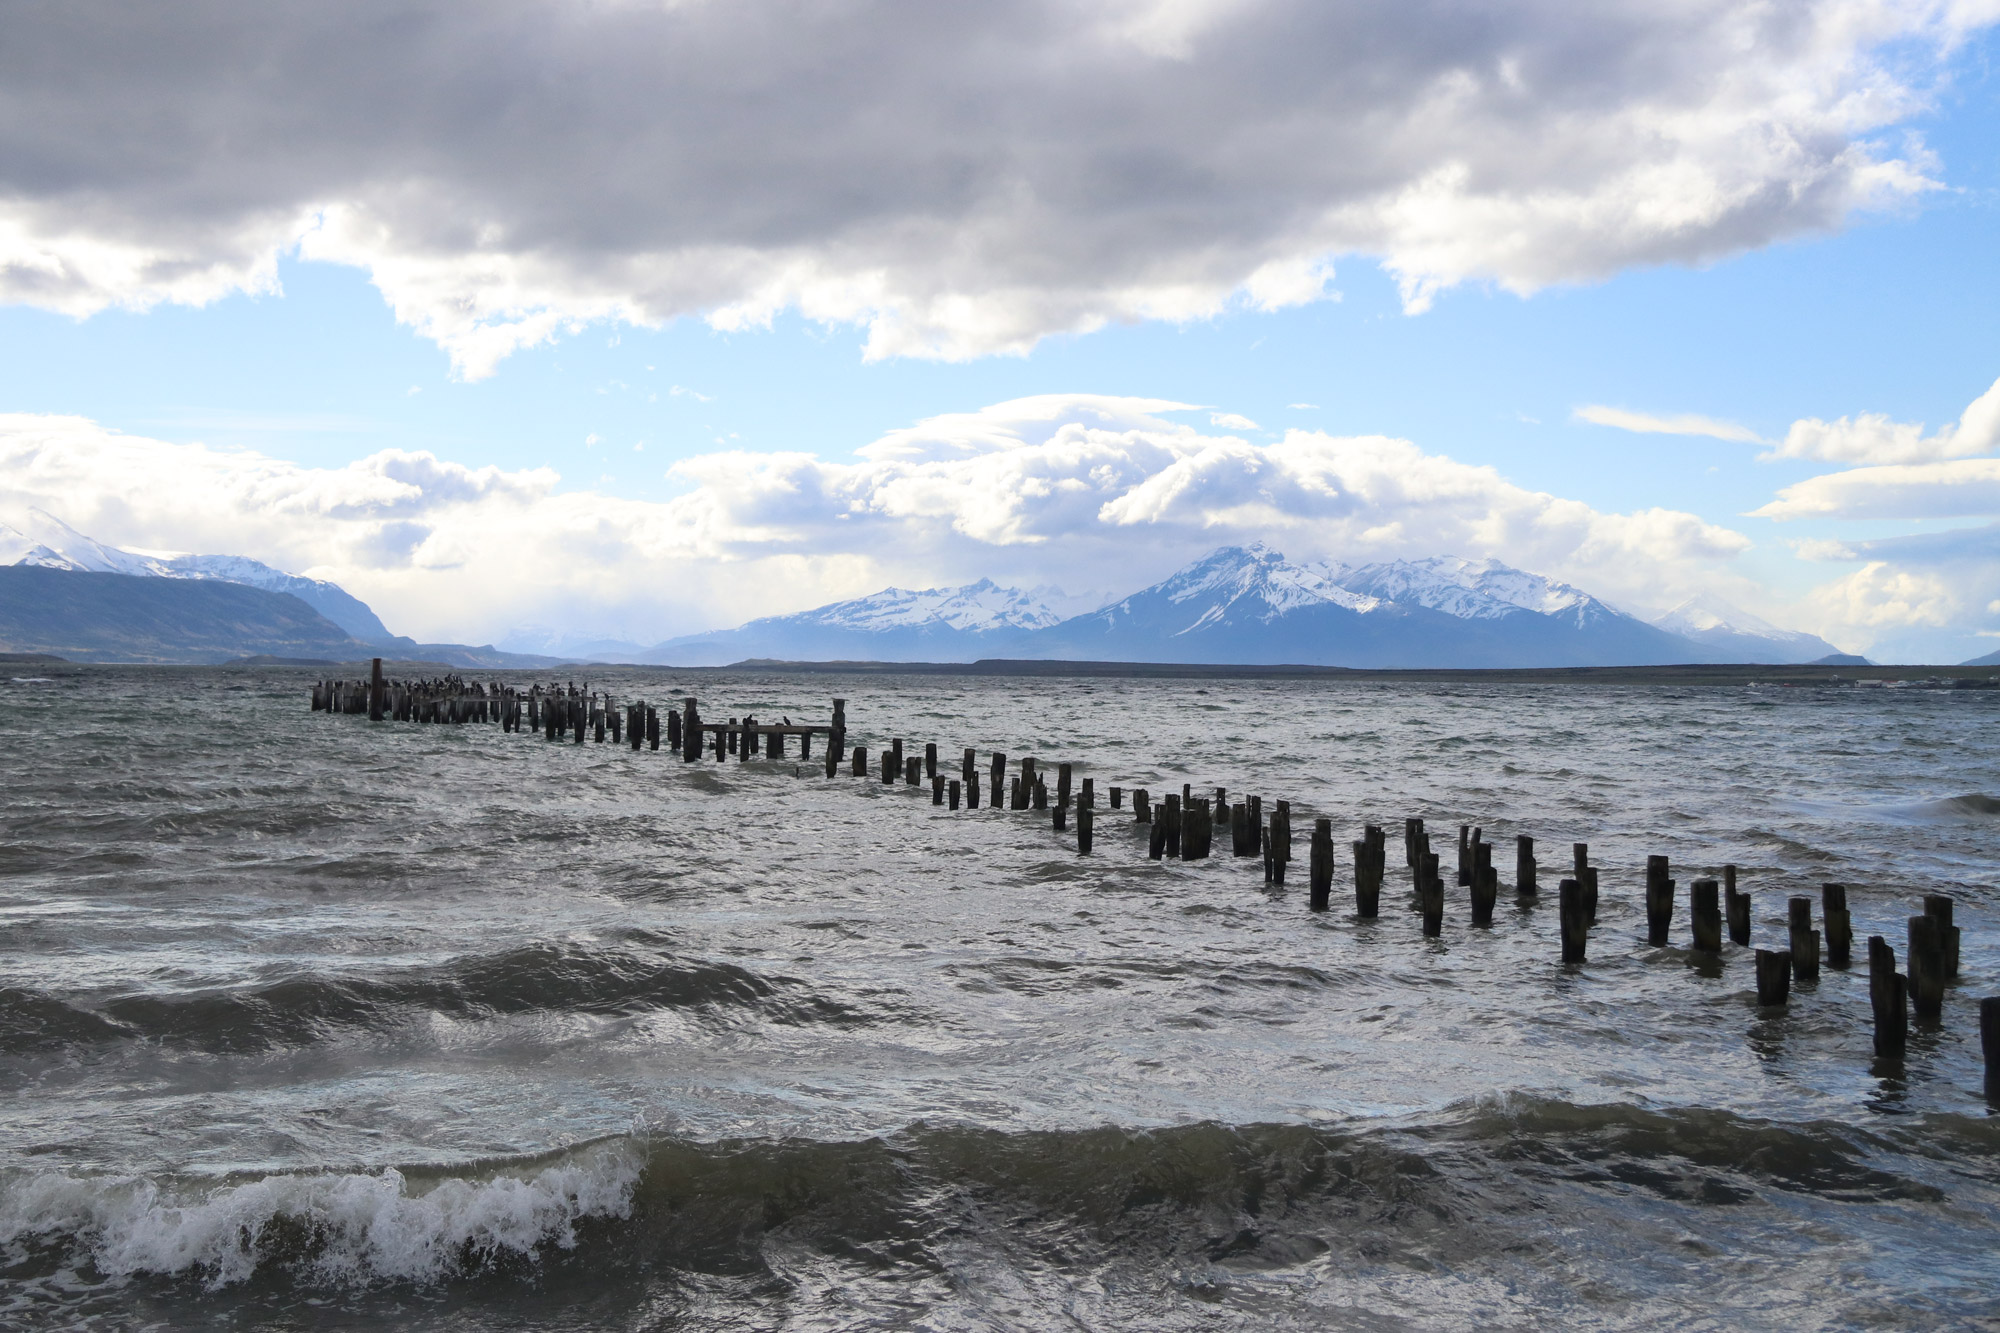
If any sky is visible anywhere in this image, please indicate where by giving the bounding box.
[1,0,1998,661]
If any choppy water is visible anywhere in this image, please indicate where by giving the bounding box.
[2,665,1997,1330]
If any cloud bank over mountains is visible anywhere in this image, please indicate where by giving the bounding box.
[0,0,1988,376]
[0,397,1763,648]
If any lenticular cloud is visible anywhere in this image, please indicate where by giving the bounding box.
[0,0,1986,375]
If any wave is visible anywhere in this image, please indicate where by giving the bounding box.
[1913,792,2000,820]
[0,1141,640,1290]
[7,1100,1984,1300]
[4,937,867,1055]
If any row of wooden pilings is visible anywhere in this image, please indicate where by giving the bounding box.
[314,664,1998,1098]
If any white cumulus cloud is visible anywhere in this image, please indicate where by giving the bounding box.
[1771,370,2000,464]
[0,1,1987,376]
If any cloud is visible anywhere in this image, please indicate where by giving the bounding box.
[0,1,1986,376]
[1753,458,2000,519]
[1209,412,1260,431]
[0,396,1750,641]
[1771,371,2000,464]
[1573,405,1762,443]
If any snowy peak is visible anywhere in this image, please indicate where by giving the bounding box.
[762,578,1065,634]
[0,508,166,575]
[1328,555,1600,622]
[1650,592,1840,662]
[1133,544,1379,622]
[1653,592,1786,640]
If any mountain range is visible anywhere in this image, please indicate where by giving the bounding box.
[3,511,1870,668]
[603,543,1850,668]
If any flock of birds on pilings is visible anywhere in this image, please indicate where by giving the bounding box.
[311,664,2000,1102]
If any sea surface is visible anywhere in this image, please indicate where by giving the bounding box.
[1,664,1997,1330]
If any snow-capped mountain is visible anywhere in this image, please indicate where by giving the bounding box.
[1651,592,1844,664]
[640,578,1071,665]
[1329,555,1599,622]
[1,508,396,642]
[1024,545,1704,667]
[642,544,1725,668]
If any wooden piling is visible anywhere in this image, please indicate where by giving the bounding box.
[1081,778,1094,809]
[1054,801,1067,831]
[1754,949,1792,1006]
[1057,763,1072,810]
[1645,855,1674,946]
[1457,825,1471,887]
[1581,865,1599,924]
[1821,884,1853,969]
[1162,793,1183,858]
[852,745,867,778]
[1078,805,1093,854]
[1516,835,1537,896]
[1420,853,1443,937]
[925,743,937,781]
[966,772,981,809]
[1559,878,1588,963]
[1110,786,1123,809]
[1572,842,1588,882]
[1869,936,1908,1058]
[948,778,961,810]
[368,657,385,721]
[1148,814,1167,860]
[1231,803,1250,857]
[1724,878,1751,947]
[991,753,1006,808]
[1689,879,1722,953]
[1470,839,1496,926]
[1908,915,1946,1020]
[906,756,921,786]
[881,748,896,785]
[932,775,945,805]
[1354,824,1384,918]
[1924,895,1960,978]
[1309,818,1333,911]
[1788,897,1821,980]
[1134,789,1151,824]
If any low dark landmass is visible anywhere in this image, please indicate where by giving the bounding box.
[0,651,67,663]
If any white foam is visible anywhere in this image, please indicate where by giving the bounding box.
[0,1142,640,1289]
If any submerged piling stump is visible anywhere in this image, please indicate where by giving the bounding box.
[1559,878,1589,963]
[1690,879,1722,954]
[1755,949,1792,1006]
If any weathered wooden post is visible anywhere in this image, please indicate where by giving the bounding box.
[1110,786,1123,809]
[1230,803,1249,857]
[369,657,385,722]
[1559,878,1588,962]
[1724,868,1750,946]
[1162,793,1182,858]
[906,756,922,786]
[1572,842,1588,882]
[1420,853,1443,937]
[1581,866,1599,924]
[1645,856,1674,946]
[1788,897,1820,980]
[1869,936,1908,1058]
[1821,884,1853,969]
[1908,914,1946,1020]
[1690,879,1722,954]
[1133,789,1151,823]
[1054,800,1067,831]
[1056,762,1072,810]
[852,745,867,778]
[966,771,981,809]
[1078,804,1093,854]
[1469,839,1496,926]
[1515,835,1536,896]
[925,743,937,781]
[682,698,701,761]
[948,779,961,810]
[1754,949,1792,1006]
[1309,818,1333,911]
[1354,825,1383,918]
[648,705,660,751]
[1924,895,1960,978]
[881,748,896,784]
[990,753,1006,809]
[1457,825,1471,887]
[1148,815,1167,860]
[890,738,903,780]
[932,775,944,805]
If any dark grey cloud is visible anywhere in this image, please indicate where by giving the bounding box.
[0,0,1980,372]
